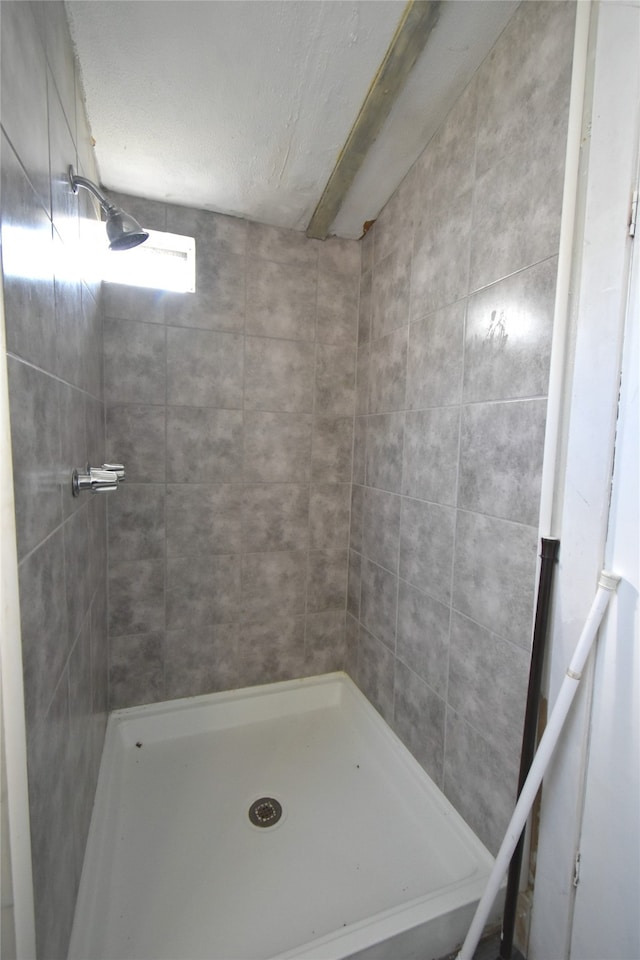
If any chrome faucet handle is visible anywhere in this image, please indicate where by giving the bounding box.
[101,463,126,482]
[72,465,120,497]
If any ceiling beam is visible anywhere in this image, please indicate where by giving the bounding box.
[306,0,441,240]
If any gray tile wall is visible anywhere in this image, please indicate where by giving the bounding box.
[1,3,107,955]
[103,203,360,708]
[347,0,575,855]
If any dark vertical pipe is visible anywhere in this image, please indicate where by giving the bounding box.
[498,537,560,960]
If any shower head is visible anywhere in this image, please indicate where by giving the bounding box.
[68,166,149,251]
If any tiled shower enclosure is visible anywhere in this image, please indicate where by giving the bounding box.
[1,1,575,956]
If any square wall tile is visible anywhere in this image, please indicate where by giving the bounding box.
[104,318,165,405]
[360,558,397,652]
[166,327,243,408]
[393,661,446,786]
[309,483,350,550]
[165,624,239,699]
[311,417,353,482]
[108,484,165,561]
[399,498,456,605]
[163,251,246,333]
[397,580,450,699]
[406,301,465,410]
[305,610,346,675]
[241,551,307,622]
[166,555,240,630]
[166,205,247,258]
[458,398,547,526]
[452,510,538,648]
[246,259,316,340]
[247,222,318,267]
[411,190,472,320]
[356,342,370,416]
[358,270,372,346]
[463,256,557,403]
[245,337,315,413]
[316,256,359,346]
[347,550,361,619]
[356,625,395,725]
[166,484,243,557]
[373,168,416,266]
[362,487,401,573]
[369,327,407,414]
[109,632,165,709]
[365,413,404,494]
[315,344,356,417]
[352,417,366,486]
[109,559,165,638]
[166,407,243,483]
[306,549,348,613]
[349,484,364,555]
[371,246,411,340]
[244,412,312,482]
[102,283,166,324]
[238,616,307,687]
[402,408,460,506]
[106,404,166,484]
[242,484,309,553]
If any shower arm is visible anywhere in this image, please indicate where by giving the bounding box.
[68,166,118,215]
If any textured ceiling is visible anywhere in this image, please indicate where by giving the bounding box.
[66,1,519,238]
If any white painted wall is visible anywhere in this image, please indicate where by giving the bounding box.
[529,2,640,958]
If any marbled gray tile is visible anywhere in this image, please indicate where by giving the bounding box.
[108,559,165,637]
[397,580,450,699]
[59,381,86,520]
[53,249,84,388]
[373,167,416,265]
[453,510,538,648]
[242,483,309,552]
[356,624,395,725]
[356,342,370,416]
[360,558,397,652]
[316,241,359,346]
[85,393,105,470]
[1,136,56,371]
[164,250,246,333]
[459,399,547,526]
[166,483,243,557]
[305,610,346,675]
[309,483,350,550]
[361,225,374,276]
[469,144,564,294]
[166,327,243,407]
[68,618,94,880]
[241,551,307,622]
[362,487,401,573]
[90,586,108,765]
[8,358,62,559]
[306,549,348,613]
[19,528,68,728]
[347,550,361,619]
[406,301,465,409]
[244,411,312,482]
[411,189,472,320]
[463,257,557,402]
[245,337,315,413]
[369,326,408,414]
[475,0,574,177]
[237,616,307,687]
[104,317,166,405]
[87,495,107,602]
[102,283,166,324]
[414,76,478,217]
[166,406,243,483]
[246,259,316,341]
[0,1,50,210]
[448,610,529,755]
[393,661,446,786]
[365,413,404,494]
[402,408,460,505]
[165,624,239,699]
[247,221,319,267]
[349,484,364,555]
[109,632,165,709]
[358,270,372,346]
[106,404,166,484]
[166,204,247,258]
[315,343,356,417]
[166,555,240,630]
[311,416,353,482]
[371,245,411,340]
[353,416,366,485]
[444,708,520,856]
[345,613,359,679]
[48,78,79,251]
[36,1,77,139]
[399,498,456,605]
[108,483,165,560]
[63,506,91,645]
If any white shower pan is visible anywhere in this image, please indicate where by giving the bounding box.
[69,673,500,960]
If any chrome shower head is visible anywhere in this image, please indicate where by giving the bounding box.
[68,166,149,251]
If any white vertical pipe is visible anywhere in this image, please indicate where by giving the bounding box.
[456,571,620,960]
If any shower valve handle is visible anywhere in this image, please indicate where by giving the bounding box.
[72,465,120,497]
[102,463,126,482]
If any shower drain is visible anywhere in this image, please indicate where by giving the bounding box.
[248,797,283,828]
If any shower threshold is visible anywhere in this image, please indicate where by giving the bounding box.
[68,672,500,960]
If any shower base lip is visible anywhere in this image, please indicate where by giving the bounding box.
[69,672,501,960]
